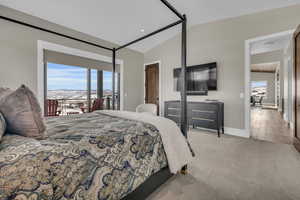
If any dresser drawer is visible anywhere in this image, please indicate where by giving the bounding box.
[165,114,180,123]
[188,103,218,111]
[190,109,217,119]
[166,106,181,115]
[166,102,181,108]
[190,117,218,129]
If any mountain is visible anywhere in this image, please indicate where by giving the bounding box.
[47,89,113,99]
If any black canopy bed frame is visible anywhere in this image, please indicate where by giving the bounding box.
[0,0,188,199]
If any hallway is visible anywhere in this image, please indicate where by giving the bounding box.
[251,107,293,144]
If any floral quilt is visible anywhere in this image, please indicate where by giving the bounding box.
[0,112,167,200]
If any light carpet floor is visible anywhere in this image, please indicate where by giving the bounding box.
[147,130,300,200]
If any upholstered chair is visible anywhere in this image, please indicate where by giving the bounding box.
[136,104,157,116]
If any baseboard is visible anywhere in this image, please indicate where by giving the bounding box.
[224,127,249,138]
[283,113,289,122]
[290,122,295,130]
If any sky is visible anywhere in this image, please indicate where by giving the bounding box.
[47,63,113,90]
[251,81,267,88]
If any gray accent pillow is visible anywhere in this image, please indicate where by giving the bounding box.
[0,87,12,99]
[0,85,46,139]
[0,112,6,141]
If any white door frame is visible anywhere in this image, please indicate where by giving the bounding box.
[244,30,294,137]
[37,40,124,112]
[144,61,162,116]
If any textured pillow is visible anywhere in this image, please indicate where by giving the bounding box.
[0,112,6,141]
[0,88,11,141]
[0,87,12,99]
[0,85,46,139]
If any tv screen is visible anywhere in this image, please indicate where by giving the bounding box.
[174,62,217,95]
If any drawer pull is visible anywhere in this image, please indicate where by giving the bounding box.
[192,117,214,122]
[168,114,179,118]
[168,107,180,110]
[192,110,214,113]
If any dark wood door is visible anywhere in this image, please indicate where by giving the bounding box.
[145,63,159,114]
[294,25,300,151]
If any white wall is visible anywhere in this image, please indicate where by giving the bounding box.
[0,5,144,111]
[283,39,294,124]
[145,5,300,130]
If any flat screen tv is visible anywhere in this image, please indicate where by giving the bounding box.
[174,62,217,95]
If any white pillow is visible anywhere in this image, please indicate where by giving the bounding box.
[140,112,156,116]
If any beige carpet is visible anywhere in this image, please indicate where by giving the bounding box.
[147,130,300,200]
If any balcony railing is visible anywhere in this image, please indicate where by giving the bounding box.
[45,95,118,116]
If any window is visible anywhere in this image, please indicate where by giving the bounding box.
[46,62,119,116]
[251,81,267,97]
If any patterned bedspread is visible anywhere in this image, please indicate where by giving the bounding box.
[0,112,168,200]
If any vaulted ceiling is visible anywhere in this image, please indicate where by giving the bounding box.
[0,0,300,52]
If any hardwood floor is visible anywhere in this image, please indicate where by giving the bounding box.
[251,107,293,144]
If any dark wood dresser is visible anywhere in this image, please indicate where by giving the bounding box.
[164,101,224,137]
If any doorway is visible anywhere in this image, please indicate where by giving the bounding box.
[294,25,300,151]
[144,62,160,115]
[245,30,294,144]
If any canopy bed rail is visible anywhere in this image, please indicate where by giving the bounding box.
[0,0,189,199]
[115,19,183,51]
[0,15,114,51]
[0,0,187,138]
[160,0,185,20]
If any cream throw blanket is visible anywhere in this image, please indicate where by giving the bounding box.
[99,110,193,174]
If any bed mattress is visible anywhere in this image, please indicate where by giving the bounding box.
[0,112,168,200]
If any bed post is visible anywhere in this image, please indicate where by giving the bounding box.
[112,48,116,110]
[180,15,187,139]
[180,14,188,175]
